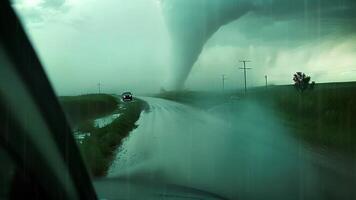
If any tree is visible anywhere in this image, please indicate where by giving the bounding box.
[293,72,315,92]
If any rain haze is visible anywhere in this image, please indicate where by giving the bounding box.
[6,1,356,199]
[12,0,356,94]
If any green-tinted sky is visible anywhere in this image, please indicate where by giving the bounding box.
[12,0,356,94]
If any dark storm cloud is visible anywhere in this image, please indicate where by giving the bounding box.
[255,0,356,32]
[236,0,356,44]
[18,6,44,23]
[12,0,68,25]
[251,0,356,39]
[254,0,356,19]
[41,0,65,9]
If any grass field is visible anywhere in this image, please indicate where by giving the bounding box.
[59,94,149,176]
[60,94,118,127]
[250,82,356,154]
[158,82,356,154]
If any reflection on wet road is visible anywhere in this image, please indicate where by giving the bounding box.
[109,97,356,200]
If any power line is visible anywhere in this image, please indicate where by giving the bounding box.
[239,60,252,93]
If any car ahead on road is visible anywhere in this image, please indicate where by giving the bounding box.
[121,92,133,102]
[0,2,223,199]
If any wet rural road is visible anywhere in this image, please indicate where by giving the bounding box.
[107,97,356,200]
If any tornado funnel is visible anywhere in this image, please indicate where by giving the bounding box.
[161,0,254,89]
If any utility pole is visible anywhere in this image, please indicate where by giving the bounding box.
[239,60,252,93]
[222,74,227,91]
[265,75,268,88]
[97,83,101,94]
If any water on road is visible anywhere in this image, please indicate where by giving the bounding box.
[108,97,356,200]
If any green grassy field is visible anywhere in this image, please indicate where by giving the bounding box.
[60,94,118,127]
[158,82,356,154]
[250,82,356,154]
[59,94,149,176]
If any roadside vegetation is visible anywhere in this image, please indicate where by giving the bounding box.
[59,94,149,176]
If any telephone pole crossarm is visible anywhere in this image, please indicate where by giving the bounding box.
[265,75,268,88]
[97,83,101,94]
[238,60,252,93]
[222,74,227,91]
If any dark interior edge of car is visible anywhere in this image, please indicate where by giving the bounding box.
[0,1,97,199]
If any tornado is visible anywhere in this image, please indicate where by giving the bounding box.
[161,0,255,90]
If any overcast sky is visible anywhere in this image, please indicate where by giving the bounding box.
[12,0,356,95]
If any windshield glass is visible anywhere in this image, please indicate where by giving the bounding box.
[12,0,356,199]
